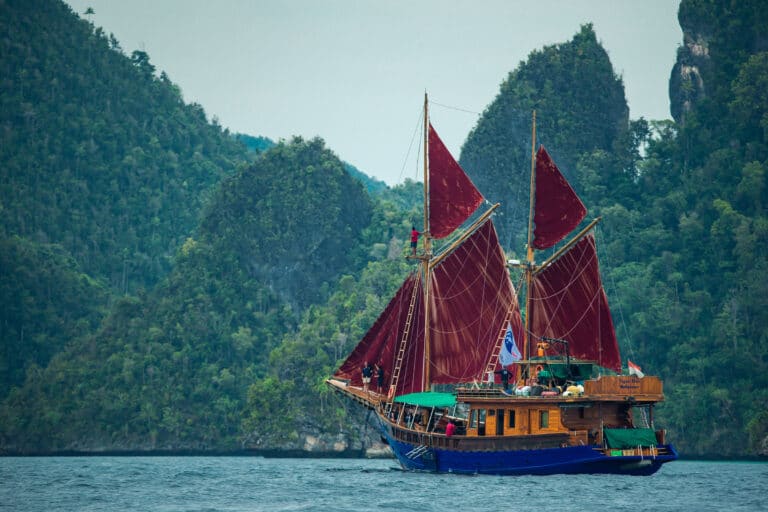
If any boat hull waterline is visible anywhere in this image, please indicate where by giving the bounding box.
[381,421,678,476]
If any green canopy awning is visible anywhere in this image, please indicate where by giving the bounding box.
[604,428,658,448]
[393,392,456,408]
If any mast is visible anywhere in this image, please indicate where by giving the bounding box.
[524,111,536,374]
[422,92,432,391]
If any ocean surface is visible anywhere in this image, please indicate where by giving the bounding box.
[0,456,766,511]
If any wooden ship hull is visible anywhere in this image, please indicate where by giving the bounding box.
[328,371,677,475]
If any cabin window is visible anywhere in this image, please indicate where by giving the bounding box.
[508,409,516,428]
[540,410,549,428]
[579,407,585,419]
[470,409,478,429]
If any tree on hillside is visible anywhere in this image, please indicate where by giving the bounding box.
[460,24,629,250]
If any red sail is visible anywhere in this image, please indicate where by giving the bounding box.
[334,273,425,394]
[428,123,484,239]
[529,234,621,372]
[532,146,586,249]
[427,220,521,385]
[333,220,522,395]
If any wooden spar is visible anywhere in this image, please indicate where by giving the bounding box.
[533,217,602,276]
[422,92,431,391]
[524,111,537,371]
[428,203,500,270]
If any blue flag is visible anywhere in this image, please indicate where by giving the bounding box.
[499,323,521,366]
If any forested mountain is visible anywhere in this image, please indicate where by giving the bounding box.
[0,236,107,392]
[0,0,249,399]
[460,24,630,249]
[0,0,401,453]
[1,137,375,451]
[0,0,249,294]
[635,0,768,456]
[1,0,766,458]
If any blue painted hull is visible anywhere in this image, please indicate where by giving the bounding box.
[381,425,678,476]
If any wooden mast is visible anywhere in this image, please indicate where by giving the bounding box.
[422,92,432,391]
[524,111,537,377]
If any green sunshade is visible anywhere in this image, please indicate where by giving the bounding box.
[604,428,658,448]
[393,392,456,408]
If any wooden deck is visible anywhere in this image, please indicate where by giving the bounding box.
[326,378,385,409]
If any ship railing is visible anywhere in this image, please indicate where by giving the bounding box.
[602,445,670,458]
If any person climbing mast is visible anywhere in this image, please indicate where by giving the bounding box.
[410,226,420,256]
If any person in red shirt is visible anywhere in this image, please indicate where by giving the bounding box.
[410,226,420,256]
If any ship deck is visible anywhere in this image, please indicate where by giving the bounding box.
[326,378,383,409]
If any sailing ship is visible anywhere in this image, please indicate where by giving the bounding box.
[326,94,678,475]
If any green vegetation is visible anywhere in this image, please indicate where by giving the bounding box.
[460,24,629,249]
[0,0,766,457]
[0,0,248,295]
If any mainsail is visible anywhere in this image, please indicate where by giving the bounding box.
[333,97,519,397]
[529,234,621,372]
[427,220,520,387]
[333,220,521,395]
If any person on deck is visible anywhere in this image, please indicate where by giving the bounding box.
[376,363,385,393]
[495,367,511,390]
[446,419,456,437]
[361,361,373,392]
[410,226,420,256]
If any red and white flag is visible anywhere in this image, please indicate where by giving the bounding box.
[628,360,645,378]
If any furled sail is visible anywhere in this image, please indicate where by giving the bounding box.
[428,123,484,239]
[529,234,621,372]
[532,146,586,249]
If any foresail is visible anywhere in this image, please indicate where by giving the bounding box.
[532,146,586,249]
[427,220,521,384]
[428,123,484,239]
[529,234,621,372]
[333,273,426,394]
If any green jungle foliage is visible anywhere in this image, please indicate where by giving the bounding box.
[201,137,373,311]
[1,137,375,452]
[0,0,249,294]
[242,184,421,448]
[235,133,276,155]
[0,236,107,393]
[631,0,768,456]
[234,133,388,196]
[460,24,629,249]
[1,0,767,458]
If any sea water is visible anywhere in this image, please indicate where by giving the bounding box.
[0,456,765,511]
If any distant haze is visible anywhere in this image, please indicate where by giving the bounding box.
[65,0,682,186]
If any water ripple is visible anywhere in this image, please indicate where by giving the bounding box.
[0,457,765,512]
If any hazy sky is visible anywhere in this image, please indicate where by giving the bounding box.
[65,0,682,186]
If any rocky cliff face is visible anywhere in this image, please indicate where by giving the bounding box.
[669,0,768,125]
[669,30,710,124]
